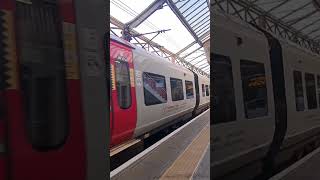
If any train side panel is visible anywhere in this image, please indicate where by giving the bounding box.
[212,12,275,178]
[278,40,320,161]
[132,47,197,137]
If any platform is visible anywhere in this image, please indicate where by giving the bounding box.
[270,147,320,180]
[110,109,210,180]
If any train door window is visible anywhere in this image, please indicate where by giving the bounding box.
[317,75,320,107]
[212,54,236,124]
[170,78,184,101]
[240,60,268,119]
[205,85,209,96]
[305,73,317,109]
[143,72,167,106]
[185,80,194,99]
[293,71,305,111]
[202,84,205,97]
[16,1,69,150]
[115,59,131,109]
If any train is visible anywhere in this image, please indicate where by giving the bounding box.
[1,0,108,179]
[110,34,210,147]
[212,11,320,179]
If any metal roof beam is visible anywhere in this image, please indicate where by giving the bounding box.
[213,0,320,54]
[122,0,166,41]
[111,16,209,77]
[184,1,207,19]
[193,60,207,66]
[202,66,210,71]
[306,26,320,36]
[278,1,312,21]
[287,9,318,26]
[265,0,294,14]
[166,0,203,46]
[313,33,320,40]
[231,0,261,16]
[181,0,200,15]
[124,0,166,29]
[198,63,209,69]
[177,0,193,10]
[176,41,197,56]
[296,18,320,31]
[182,46,203,59]
[188,54,206,63]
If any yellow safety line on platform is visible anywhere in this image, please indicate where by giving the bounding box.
[159,123,210,180]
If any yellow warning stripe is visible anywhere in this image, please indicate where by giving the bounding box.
[130,68,135,87]
[62,22,80,80]
[2,10,19,90]
[111,64,116,90]
[160,123,210,180]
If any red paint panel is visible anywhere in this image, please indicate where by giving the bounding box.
[0,0,13,10]
[2,0,86,179]
[0,92,6,180]
[58,0,75,23]
[7,83,86,180]
[0,158,6,180]
[110,40,137,147]
[0,2,13,180]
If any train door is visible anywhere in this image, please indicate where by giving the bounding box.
[110,40,137,146]
[192,72,200,116]
[1,0,86,179]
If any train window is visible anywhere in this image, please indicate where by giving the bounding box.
[205,85,209,96]
[170,78,184,101]
[115,60,131,109]
[305,73,317,109]
[293,71,305,111]
[240,60,268,119]
[185,80,194,99]
[317,75,320,107]
[16,1,69,150]
[202,84,205,97]
[143,72,167,106]
[212,54,236,124]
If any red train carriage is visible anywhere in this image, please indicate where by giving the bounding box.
[0,0,108,179]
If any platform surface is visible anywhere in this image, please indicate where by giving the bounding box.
[111,109,210,180]
[270,147,320,180]
[159,123,210,179]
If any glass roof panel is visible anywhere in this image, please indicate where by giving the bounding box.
[252,0,320,41]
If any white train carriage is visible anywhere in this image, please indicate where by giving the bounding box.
[212,11,320,179]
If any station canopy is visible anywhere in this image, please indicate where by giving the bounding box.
[253,0,320,41]
[110,0,210,76]
[212,0,320,54]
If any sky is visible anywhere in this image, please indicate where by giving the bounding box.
[110,0,197,52]
[110,0,210,74]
